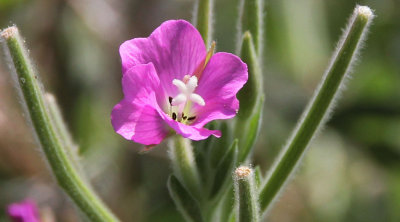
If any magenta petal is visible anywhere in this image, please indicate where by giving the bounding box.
[122,63,166,107]
[159,111,221,140]
[193,52,248,127]
[119,20,206,95]
[111,101,168,145]
[111,63,169,145]
[7,200,40,222]
[122,63,160,102]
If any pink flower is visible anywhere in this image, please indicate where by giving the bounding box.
[111,20,248,145]
[7,200,40,222]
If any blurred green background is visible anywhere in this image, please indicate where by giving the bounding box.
[0,0,399,221]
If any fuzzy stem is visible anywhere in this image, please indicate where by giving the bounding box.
[44,93,83,174]
[234,166,259,222]
[45,93,75,149]
[194,0,213,46]
[1,26,119,222]
[169,135,202,198]
[259,5,374,213]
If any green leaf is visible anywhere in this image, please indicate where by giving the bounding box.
[219,187,235,222]
[238,0,263,55]
[193,0,214,46]
[254,165,262,188]
[209,121,233,168]
[237,95,264,162]
[237,32,263,120]
[209,139,238,198]
[168,175,204,222]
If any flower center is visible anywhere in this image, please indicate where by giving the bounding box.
[168,75,205,124]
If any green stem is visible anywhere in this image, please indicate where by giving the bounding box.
[1,26,119,222]
[259,5,374,213]
[168,135,202,199]
[194,0,213,46]
[234,166,259,222]
[45,93,83,175]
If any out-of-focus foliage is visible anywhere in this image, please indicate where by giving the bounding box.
[0,0,398,221]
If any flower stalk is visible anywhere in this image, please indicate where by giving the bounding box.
[234,166,260,222]
[1,26,119,222]
[259,5,374,213]
[45,93,83,174]
[169,135,202,198]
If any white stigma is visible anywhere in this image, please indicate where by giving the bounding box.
[171,76,205,106]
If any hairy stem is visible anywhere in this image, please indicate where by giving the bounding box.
[234,166,259,222]
[259,5,374,213]
[169,136,202,199]
[1,26,119,222]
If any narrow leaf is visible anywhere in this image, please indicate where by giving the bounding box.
[237,95,264,162]
[210,121,233,168]
[254,165,262,188]
[237,32,263,120]
[238,0,263,55]
[168,175,204,222]
[193,0,214,46]
[209,139,238,198]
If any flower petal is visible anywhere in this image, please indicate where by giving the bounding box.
[7,200,40,222]
[193,52,248,127]
[122,63,165,106]
[111,101,168,145]
[120,20,206,96]
[112,63,169,145]
[158,111,221,140]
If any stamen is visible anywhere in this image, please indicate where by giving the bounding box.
[187,116,196,121]
[169,76,205,124]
